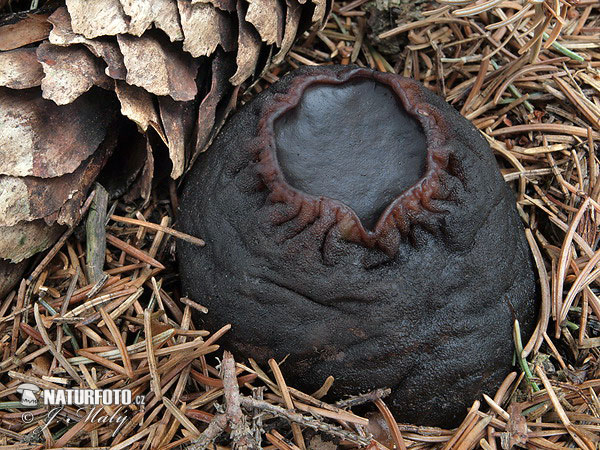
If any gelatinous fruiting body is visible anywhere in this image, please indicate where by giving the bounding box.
[177,65,537,428]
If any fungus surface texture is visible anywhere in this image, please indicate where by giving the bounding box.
[177,65,537,428]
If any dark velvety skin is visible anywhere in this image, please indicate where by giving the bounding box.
[178,65,537,428]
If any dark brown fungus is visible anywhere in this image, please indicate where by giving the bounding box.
[274,79,428,230]
[177,65,537,428]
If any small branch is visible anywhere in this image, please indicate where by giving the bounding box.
[85,183,108,284]
[222,351,257,449]
[334,388,391,409]
[238,396,372,447]
[110,214,205,246]
[251,387,265,445]
[189,413,228,449]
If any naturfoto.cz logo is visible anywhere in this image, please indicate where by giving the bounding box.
[16,385,144,440]
[17,383,144,406]
[16,384,145,407]
[43,388,136,406]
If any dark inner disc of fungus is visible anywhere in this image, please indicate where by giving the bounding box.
[274,80,428,230]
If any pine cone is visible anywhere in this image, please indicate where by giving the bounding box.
[0,0,329,296]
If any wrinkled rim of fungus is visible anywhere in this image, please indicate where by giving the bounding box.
[255,66,455,255]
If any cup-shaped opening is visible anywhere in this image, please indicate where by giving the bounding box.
[274,79,428,230]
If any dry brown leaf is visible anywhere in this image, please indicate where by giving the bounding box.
[119,0,184,41]
[0,48,44,89]
[177,1,235,57]
[272,0,302,64]
[246,0,284,46]
[0,144,112,228]
[115,81,165,141]
[0,87,115,178]
[193,52,236,157]
[0,13,51,51]
[65,0,129,39]
[55,131,117,227]
[311,0,328,25]
[88,41,127,80]
[48,7,127,80]
[48,7,95,46]
[0,220,65,263]
[37,42,111,105]
[158,96,197,179]
[230,2,262,85]
[117,32,199,101]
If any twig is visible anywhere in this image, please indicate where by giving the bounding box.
[190,414,228,449]
[86,183,108,284]
[238,396,372,447]
[110,214,205,246]
[334,388,391,408]
[222,351,256,449]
